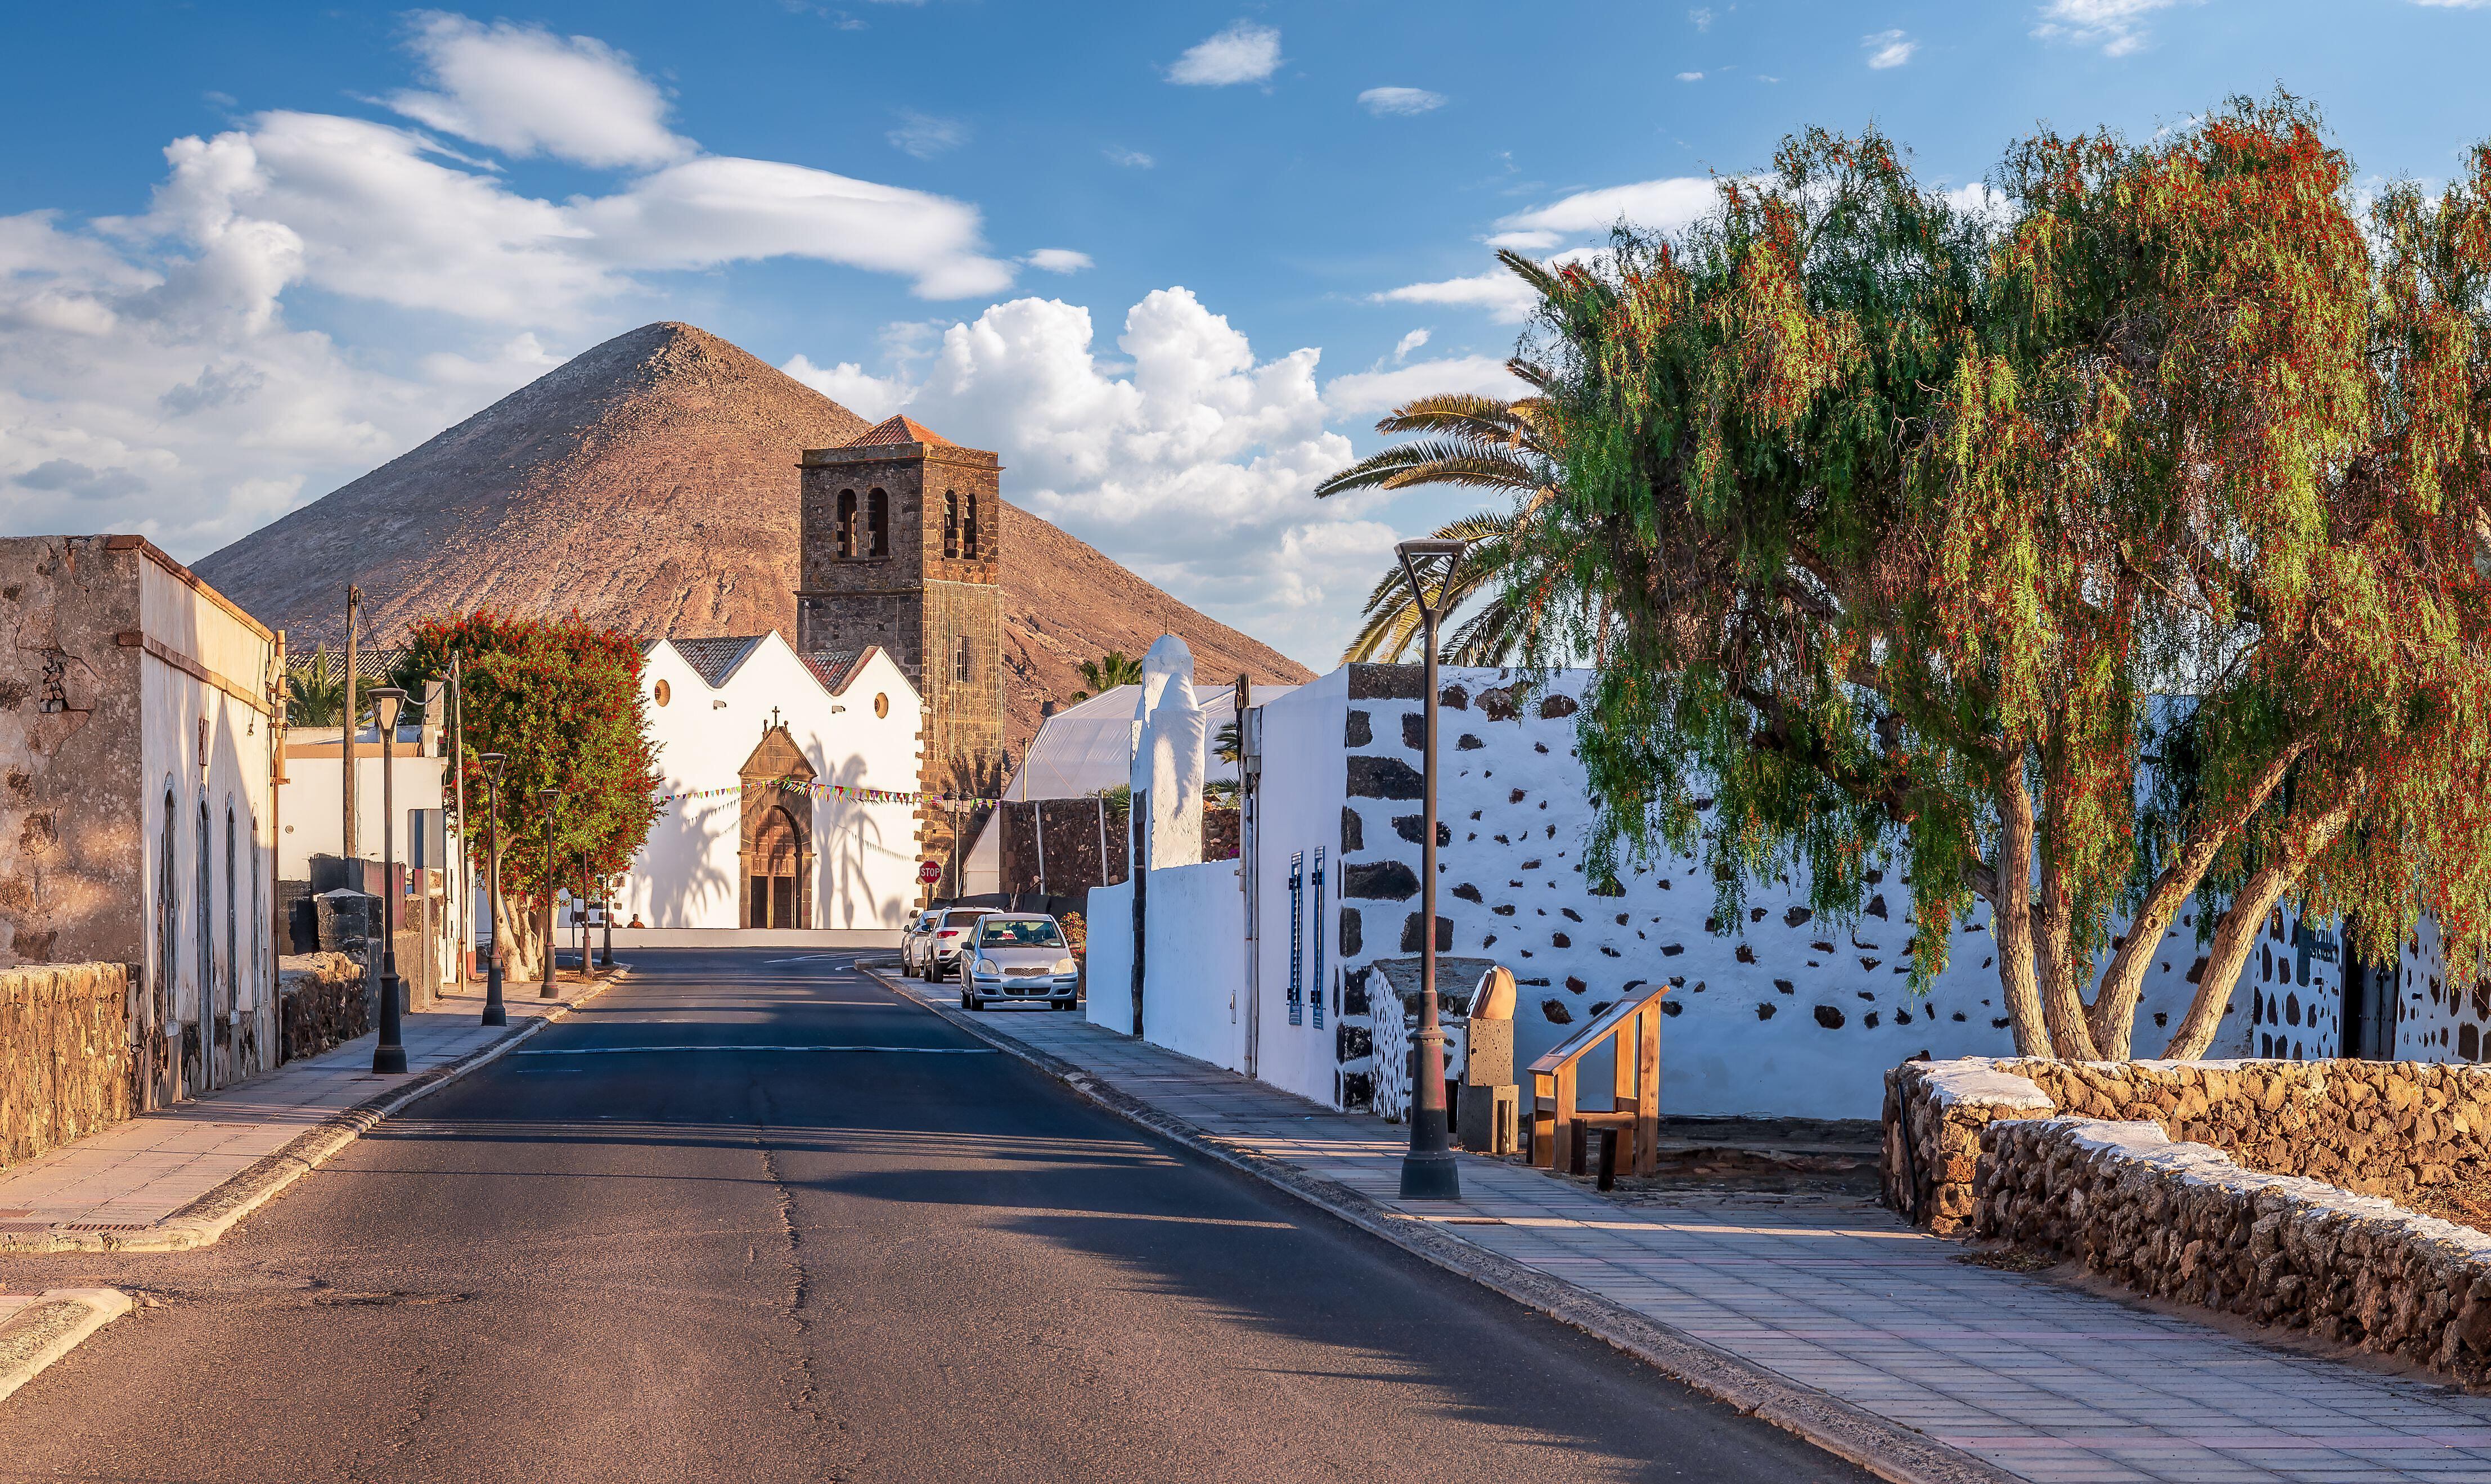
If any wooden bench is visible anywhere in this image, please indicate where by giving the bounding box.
[1528,983,1667,1177]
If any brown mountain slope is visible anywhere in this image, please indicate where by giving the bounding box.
[196,321,1310,753]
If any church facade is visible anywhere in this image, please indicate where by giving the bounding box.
[796,415,1005,900]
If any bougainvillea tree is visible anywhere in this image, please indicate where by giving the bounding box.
[1514,97,2491,1060]
[397,613,660,982]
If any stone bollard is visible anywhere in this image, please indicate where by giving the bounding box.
[1459,966,1521,1155]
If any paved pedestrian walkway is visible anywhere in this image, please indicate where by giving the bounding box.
[0,975,609,1245]
[887,978,2491,1484]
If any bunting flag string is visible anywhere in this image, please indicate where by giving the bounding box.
[653,775,1002,811]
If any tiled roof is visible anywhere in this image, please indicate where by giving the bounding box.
[667,635,767,688]
[845,414,952,448]
[799,649,861,693]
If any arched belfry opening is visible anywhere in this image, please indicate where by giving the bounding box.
[739,718,816,929]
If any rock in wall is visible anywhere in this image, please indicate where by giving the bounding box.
[0,963,136,1171]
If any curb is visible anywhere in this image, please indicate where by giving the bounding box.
[863,963,2013,1484]
[0,1289,132,1405]
[0,967,632,1256]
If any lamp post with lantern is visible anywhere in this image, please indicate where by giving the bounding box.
[478,753,507,1027]
[368,687,410,1075]
[1393,538,1468,1201]
[539,788,560,998]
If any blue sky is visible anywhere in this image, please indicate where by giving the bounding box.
[5,1,2490,665]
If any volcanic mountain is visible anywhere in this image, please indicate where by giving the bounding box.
[195,322,1312,752]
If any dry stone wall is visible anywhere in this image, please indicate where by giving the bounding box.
[1886,1056,2491,1232]
[1975,1117,2491,1387]
[277,952,368,1063]
[0,963,135,1171]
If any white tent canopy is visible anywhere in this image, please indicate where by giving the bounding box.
[960,677,1300,894]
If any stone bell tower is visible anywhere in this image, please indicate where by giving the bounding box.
[796,415,1004,895]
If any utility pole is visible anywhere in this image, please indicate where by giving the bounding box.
[341,585,361,865]
[448,649,466,988]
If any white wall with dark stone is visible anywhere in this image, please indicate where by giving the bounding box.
[1296,664,2243,1121]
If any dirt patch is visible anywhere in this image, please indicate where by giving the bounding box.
[1523,1117,1886,1208]
[2404,1172,2491,1235]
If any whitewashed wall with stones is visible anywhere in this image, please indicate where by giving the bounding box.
[1251,664,2252,1122]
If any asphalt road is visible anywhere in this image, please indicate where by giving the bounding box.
[0,950,1869,1483]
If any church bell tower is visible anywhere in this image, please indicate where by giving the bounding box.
[796,416,1004,897]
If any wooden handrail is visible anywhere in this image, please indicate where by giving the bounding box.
[1528,982,1669,1177]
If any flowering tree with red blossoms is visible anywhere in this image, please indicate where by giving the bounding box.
[396,612,660,982]
[1515,96,2491,1060]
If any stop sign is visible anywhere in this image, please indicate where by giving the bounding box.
[918,861,943,885]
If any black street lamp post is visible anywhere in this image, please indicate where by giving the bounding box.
[539,788,560,998]
[599,874,614,969]
[479,753,507,1027]
[1395,538,1468,1201]
[370,687,410,1074]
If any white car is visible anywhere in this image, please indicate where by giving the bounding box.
[919,907,996,981]
[960,915,1080,1012]
[899,909,943,975]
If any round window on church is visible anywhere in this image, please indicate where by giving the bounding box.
[654,680,671,707]
[874,692,889,719]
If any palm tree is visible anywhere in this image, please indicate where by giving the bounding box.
[1070,651,1145,703]
[1315,361,1573,665]
[284,647,347,726]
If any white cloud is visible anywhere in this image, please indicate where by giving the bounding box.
[1391,329,1429,362]
[1498,176,1717,237]
[1676,70,1705,81]
[1167,22,1283,86]
[1105,146,1155,168]
[1373,271,1541,324]
[1689,6,1715,28]
[786,289,1378,660]
[1024,248,1093,273]
[2413,1,2491,6]
[2033,0,2197,55]
[1945,182,2013,224]
[1862,29,1918,68]
[386,14,691,168]
[1483,228,1561,251]
[781,354,915,420]
[1324,355,1529,417]
[887,110,967,159]
[1358,87,1447,116]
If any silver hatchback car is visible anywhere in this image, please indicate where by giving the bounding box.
[960,915,1079,1011]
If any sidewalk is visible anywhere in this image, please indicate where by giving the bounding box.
[0,970,618,1254]
[874,969,2491,1484]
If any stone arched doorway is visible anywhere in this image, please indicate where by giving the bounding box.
[739,720,816,929]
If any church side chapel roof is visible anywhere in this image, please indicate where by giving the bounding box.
[798,649,864,694]
[845,414,953,448]
[663,635,768,688]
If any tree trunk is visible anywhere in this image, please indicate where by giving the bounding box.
[2087,741,2307,1059]
[1989,764,2056,1058]
[494,879,541,984]
[2161,793,2359,1059]
[2033,770,2101,1060]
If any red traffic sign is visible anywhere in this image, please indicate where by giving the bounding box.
[918,861,943,885]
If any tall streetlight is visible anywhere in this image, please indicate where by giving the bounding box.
[478,753,507,1027]
[598,872,614,969]
[539,788,560,998]
[369,687,410,1075]
[1395,537,1468,1201]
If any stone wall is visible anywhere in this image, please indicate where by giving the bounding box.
[1887,1055,2491,1234]
[277,952,368,1063]
[1974,1117,2491,1387]
[0,963,135,1171]
[0,537,146,969]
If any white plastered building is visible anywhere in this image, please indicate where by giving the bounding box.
[617,633,924,946]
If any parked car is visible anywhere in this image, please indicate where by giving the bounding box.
[920,907,995,981]
[960,915,1080,1011]
[900,909,943,975]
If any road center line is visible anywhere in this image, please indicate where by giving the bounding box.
[513,1045,999,1056]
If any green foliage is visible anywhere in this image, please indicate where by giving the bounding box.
[1515,99,2491,1059]
[393,612,662,903]
[1071,651,1144,702]
[281,647,348,727]
[1316,388,1579,664]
